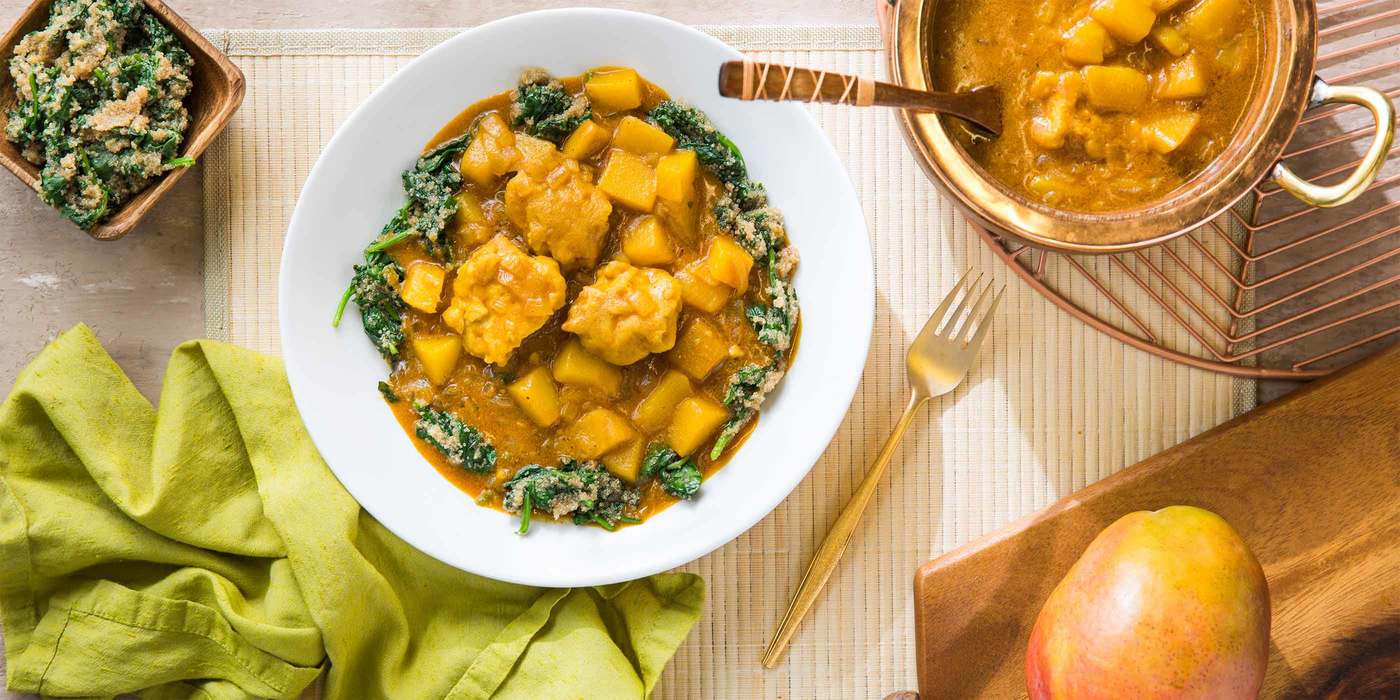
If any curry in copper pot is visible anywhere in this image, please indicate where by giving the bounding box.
[931,0,1264,212]
[333,68,799,533]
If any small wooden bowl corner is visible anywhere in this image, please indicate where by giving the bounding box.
[0,0,246,241]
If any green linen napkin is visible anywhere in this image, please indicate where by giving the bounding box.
[0,325,704,699]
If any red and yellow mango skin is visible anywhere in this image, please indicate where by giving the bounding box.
[1026,506,1270,700]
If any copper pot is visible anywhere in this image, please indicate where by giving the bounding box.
[881,0,1396,254]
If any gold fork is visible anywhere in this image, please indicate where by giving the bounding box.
[762,270,1005,668]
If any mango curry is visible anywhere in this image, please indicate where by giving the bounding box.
[932,0,1263,211]
[334,68,800,533]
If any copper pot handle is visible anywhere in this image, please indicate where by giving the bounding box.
[1273,77,1396,208]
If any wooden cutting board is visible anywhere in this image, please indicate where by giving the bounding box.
[911,344,1400,699]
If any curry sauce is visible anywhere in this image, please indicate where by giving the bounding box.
[931,0,1264,212]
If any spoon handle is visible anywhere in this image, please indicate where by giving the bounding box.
[718,60,1002,134]
[719,59,879,106]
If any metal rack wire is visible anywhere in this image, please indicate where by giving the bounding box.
[979,0,1400,378]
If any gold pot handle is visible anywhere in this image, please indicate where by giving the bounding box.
[1272,78,1396,208]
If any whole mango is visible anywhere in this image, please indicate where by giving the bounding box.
[1026,505,1269,699]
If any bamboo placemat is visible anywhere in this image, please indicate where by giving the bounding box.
[200,26,1255,698]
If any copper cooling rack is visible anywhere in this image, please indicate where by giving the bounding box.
[978,0,1400,379]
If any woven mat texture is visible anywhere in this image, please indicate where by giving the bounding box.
[200,26,1255,698]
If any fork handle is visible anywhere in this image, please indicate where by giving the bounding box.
[762,392,929,668]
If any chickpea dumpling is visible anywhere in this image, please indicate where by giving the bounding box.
[441,235,567,366]
[459,110,614,268]
[503,147,613,269]
[562,261,683,366]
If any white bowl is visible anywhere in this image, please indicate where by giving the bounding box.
[279,9,874,586]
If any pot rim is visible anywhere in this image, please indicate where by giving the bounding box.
[889,0,1320,254]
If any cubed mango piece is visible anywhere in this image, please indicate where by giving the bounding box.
[598,149,658,212]
[412,335,461,387]
[622,216,676,267]
[459,112,519,187]
[452,191,492,247]
[1028,71,1060,100]
[1029,72,1082,149]
[1062,18,1110,65]
[514,134,559,169]
[585,68,644,114]
[655,150,700,241]
[632,370,693,432]
[1150,0,1187,10]
[568,408,638,459]
[1141,112,1201,153]
[1215,43,1247,74]
[552,339,623,396]
[655,149,698,203]
[703,236,754,294]
[668,319,730,380]
[1181,0,1242,43]
[674,259,731,313]
[1155,53,1208,99]
[1150,25,1190,56]
[506,366,562,427]
[400,261,447,313]
[561,119,611,160]
[1090,0,1156,44]
[667,396,729,456]
[1029,117,1068,150]
[1026,173,1074,198]
[612,116,676,156]
[601,438,645,483]
[1082,65,1149,112]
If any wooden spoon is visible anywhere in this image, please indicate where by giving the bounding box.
[718,59,1002,135]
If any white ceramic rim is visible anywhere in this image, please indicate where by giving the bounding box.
[279,8,874,586]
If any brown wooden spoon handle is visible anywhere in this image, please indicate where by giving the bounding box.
[717,60,1003,135]
[719,60,876,106]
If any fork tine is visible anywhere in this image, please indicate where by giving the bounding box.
[938,271,984,338]
[922,269,975,338]
[965,286,1005,351]
[948,278,995,341]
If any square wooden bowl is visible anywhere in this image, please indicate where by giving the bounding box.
[0,0,244,240]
